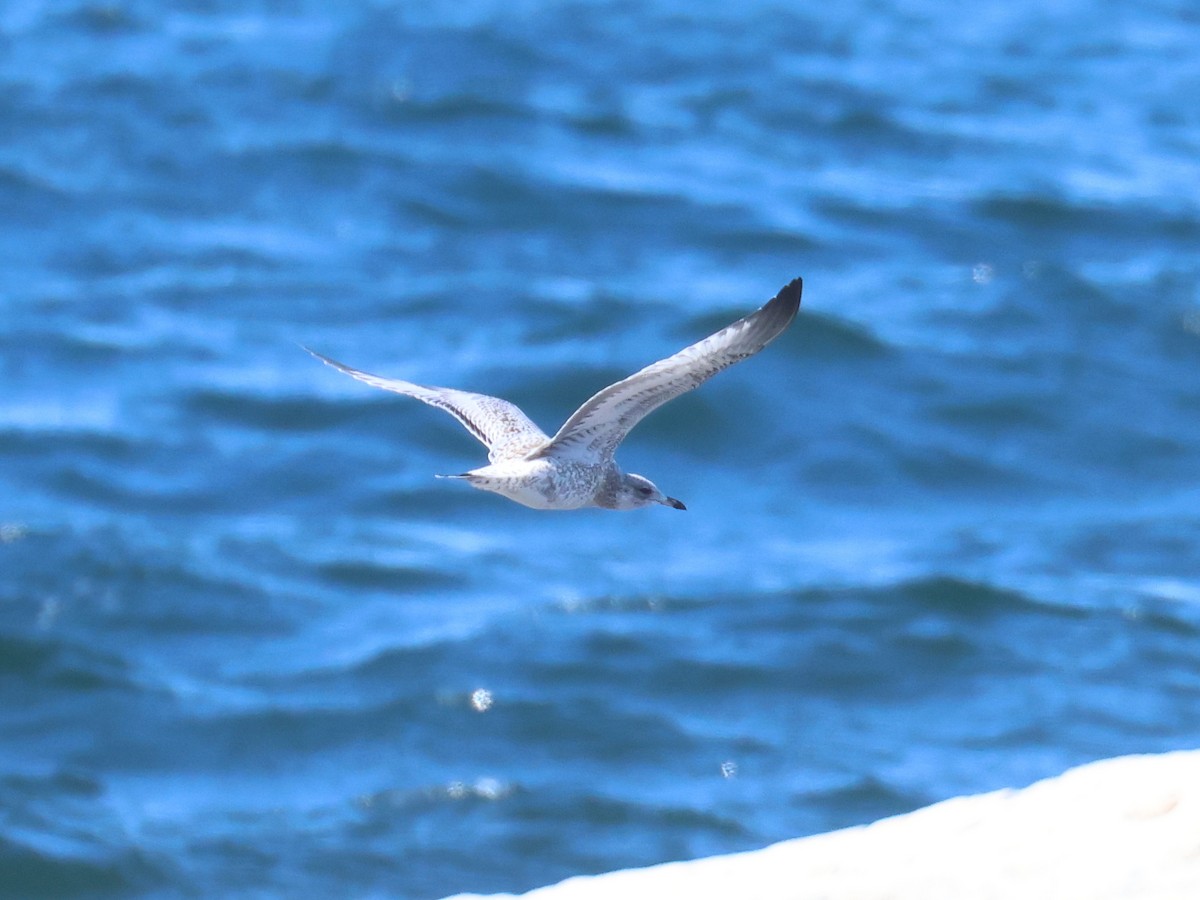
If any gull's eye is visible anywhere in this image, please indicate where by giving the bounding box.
[637,485,653,496]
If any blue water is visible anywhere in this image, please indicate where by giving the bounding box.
[3,1,1200,897]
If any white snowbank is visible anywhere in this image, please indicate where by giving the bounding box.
[445,750,1200,900]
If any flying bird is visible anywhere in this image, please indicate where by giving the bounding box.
[306,277,802,510]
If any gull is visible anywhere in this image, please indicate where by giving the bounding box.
[306,277,802,511]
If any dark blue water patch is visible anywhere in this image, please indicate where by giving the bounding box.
[889,437,1045,494]
[530,574,1198,723]
[1137,603,1200,640]
[826,106,967,160]
[377,90,540,130]
[973,263,1136,334]
[929,393,1060,432]
[1056,516,1200,581]
[52,3,146,33]
[810,192,931,240]
[0,837,145,900]
[491,695,697,765]
[384,785,753,900]
[313,559,465,593]
[337,11,552,99]
[0,767,171,900]
[0,430,138,471]
[156,701,442,771]
[0,166,82,230]
[800,277,1200,499]
[483,292,669,345]
[0,634,134,693]
[353,482,504,519]
[976,192,1200,243]
[792,311,891,361]
[0,525,293,640]
[32,443,294,519]
[803,773,930,833]
[341,636,494,715]
[184,388,374,434]
[1158,296,1200,350]
[544,106,641,140]
[216,138,419,211]
[437,164,694,237]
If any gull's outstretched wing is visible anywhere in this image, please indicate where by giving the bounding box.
[534,277,802,462]
[304,348,550,462]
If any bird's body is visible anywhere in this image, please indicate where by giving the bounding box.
[446,457,610,511]
[307,277,802,511]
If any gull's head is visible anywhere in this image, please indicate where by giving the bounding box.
[616,473,686,511]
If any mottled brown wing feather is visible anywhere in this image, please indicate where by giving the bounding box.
[304,348,550,462]
[535,278,801,461]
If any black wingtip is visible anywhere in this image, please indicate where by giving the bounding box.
[776,276,803,309]
[758,276,802,334]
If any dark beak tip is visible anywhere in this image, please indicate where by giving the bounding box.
[668,497,687,511]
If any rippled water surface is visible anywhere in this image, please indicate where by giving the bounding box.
[3,1,1200,898]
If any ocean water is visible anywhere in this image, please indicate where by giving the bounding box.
[3,0,1200,897]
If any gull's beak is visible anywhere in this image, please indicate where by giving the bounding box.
[665,496,687,510]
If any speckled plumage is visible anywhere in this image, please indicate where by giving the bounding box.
[306,277,802,511]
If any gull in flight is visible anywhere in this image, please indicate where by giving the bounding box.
[306,277,801,511]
